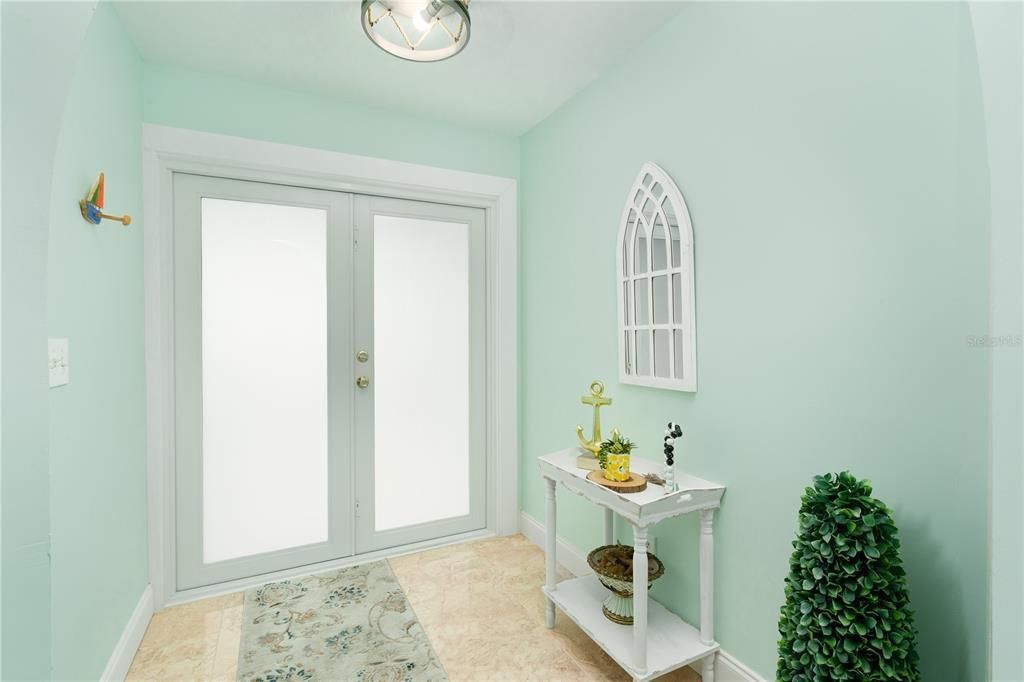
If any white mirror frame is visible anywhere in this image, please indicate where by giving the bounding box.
[616,162,697,392]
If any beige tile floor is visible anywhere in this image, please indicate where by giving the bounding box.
[127,592,243,681]
[127,534,700,681]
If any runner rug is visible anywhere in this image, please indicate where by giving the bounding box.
[237,561,448,682]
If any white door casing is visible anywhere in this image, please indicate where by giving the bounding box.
[143,124,518,607]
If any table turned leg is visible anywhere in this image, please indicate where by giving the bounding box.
[632,524,649,676]
[702,655,715,682]
[544,476,557,628]
[700,508,716,682]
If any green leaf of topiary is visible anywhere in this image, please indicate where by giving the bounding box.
[777,471,919,681]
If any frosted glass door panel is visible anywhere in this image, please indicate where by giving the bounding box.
[201,198,329,563]
[175,174,352,590]
[373,215,469,531]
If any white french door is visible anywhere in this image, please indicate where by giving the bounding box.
[353,195,487,553]
[173,174,485,590]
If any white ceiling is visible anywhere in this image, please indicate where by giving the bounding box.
[113,1,685,136]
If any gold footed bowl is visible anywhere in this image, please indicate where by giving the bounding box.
[587,544,665,625]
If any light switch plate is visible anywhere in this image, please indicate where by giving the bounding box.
[48,338,69,388]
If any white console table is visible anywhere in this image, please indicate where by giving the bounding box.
[538,448,725,682]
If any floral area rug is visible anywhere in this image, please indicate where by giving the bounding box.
[237,560,448,682]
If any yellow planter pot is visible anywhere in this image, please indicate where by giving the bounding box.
[604,453,631,482]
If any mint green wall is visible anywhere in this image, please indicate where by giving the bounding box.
[141,63,520,180]
[1,2,96,678]
[3,2,1008,679]
[519,3,991,679]
[971,3,1024,679]
[45,4,148,679]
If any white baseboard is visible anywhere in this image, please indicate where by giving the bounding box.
[518,508,593,577]
[518,511,766,682]
[101,584,154,682]
[713,649,768,682]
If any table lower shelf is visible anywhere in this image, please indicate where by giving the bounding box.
[543,575,718,682]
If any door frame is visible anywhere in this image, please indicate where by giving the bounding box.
[142,123,518,609]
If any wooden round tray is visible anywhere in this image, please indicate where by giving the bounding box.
[586,470,648,494]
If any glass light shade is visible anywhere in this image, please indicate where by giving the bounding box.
[361,0,470,62]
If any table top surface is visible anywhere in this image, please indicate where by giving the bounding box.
[538,448,724,511]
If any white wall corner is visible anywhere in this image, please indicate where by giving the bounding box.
[519,511,767,682]
[100,584,153,682]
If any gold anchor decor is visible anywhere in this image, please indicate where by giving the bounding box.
[576,380,613,471]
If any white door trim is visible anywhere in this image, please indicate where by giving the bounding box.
[142,123,518,609]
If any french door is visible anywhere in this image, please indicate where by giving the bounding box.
[173,174,486,590]
[352,195,487,553]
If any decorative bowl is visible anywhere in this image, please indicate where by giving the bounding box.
[586,544,665,625]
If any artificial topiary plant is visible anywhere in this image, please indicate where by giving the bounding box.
[778,472,919,681]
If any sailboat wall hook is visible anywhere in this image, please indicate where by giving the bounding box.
[79,171,131,226]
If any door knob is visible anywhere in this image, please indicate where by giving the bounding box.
[356,376,370,389]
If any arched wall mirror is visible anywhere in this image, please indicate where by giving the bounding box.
[616,162,697,391]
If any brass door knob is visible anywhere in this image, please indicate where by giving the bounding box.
[356,376,370,389]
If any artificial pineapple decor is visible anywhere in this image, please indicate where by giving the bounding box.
[598,431,636,482]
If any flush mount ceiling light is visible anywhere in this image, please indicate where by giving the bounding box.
[361,0,470,62]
